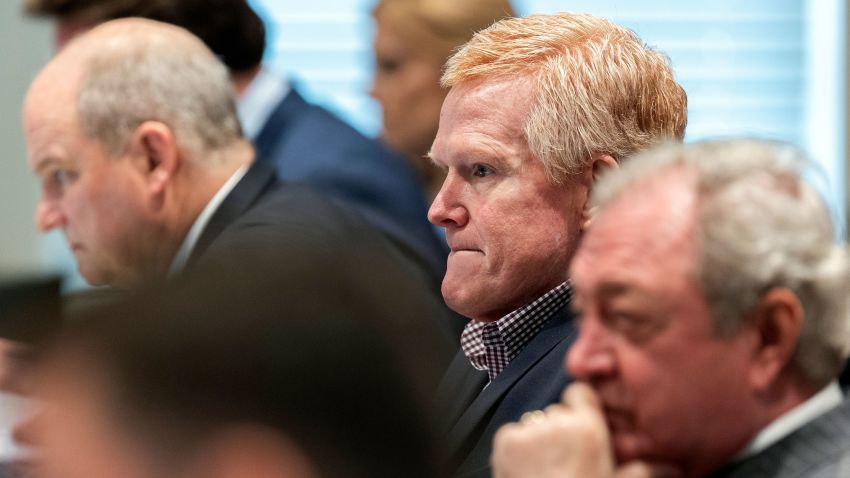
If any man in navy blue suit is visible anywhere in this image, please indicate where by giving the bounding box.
[428,13,688,477]
[26,0,448,281]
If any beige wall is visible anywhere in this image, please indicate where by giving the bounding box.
[0,4,51,274]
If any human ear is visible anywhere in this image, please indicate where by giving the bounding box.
[591,153,618,182]
[126,121,180,196]
[747,288,804,391]
[582,153,618,231]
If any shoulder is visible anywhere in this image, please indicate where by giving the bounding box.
[271,94,408,171]
[222,181,380,244]
[714,397,850,478]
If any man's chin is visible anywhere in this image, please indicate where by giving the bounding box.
[77,264,113,288]
[442,294,479,320]
[441,284,487,320]
[612,432,655,465]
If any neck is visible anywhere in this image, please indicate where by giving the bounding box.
[156,142,254,278]
[687,375,819,478]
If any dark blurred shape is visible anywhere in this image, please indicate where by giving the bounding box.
[24,0,265,72]
[26,246,444,478]
[60,288,127,320]
[179,233,453,403]
[840,362,850,389]
[0,276,63,478]
[0,276,61,345]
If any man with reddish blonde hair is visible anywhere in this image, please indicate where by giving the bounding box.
[429,12,686,477]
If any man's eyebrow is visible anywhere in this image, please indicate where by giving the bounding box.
[596,281,635,300]
[595,281,659,310]
[33,155,69,176]
[425,150,446,169]
[34,157,59,175]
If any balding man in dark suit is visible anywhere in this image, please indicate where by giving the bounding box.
[22,18,454,365]
[26,0,448,281]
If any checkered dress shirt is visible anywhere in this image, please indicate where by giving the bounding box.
[460,281,572,382]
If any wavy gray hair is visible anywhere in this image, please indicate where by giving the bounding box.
[593,139,850,387]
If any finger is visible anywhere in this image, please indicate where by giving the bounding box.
[616,462,682,478]
[615,462,652,478]
[562,382,602,412]
[542,403,568,416]
[519,409,547,425]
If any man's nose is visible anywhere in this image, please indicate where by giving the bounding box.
[566,317,617,381]
[428,175,468,228]
[368,80,381,101]
[34,199,65,233]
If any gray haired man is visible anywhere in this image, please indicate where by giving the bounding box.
[22,18,454,365]
[492,139,850,478]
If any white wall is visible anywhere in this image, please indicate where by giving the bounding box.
[0,4,52,276]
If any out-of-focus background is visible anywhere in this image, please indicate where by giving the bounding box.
[1,0,846,284]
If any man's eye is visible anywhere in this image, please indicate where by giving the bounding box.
[376,58,402,74]
[52,170,78,189]
[605,312,662,343]
[472,164,493,178]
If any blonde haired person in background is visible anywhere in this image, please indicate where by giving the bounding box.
[370,0,515,200]
[429,12,686,477]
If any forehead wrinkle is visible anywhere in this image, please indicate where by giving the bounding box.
[439,103,533,173]
[451,76,533,130]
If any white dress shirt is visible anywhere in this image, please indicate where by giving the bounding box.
[168,165,250,276]
[237,67,290,140]
[736,380,844,459]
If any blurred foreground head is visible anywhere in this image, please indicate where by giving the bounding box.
[568,139,850,476]
[22,246,445,478]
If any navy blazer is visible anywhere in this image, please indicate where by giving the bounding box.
[253,87,448,280]
[436,303,578,477]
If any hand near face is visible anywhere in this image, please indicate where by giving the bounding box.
[491,383,681,478]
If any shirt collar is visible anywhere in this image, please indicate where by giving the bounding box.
[736,380,843,460]
[237,68,290,139]
[461,281,572,381]
[168,165,250,276]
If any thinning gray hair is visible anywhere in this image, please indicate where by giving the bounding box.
[593,139,850,387]
[76,31,243,159]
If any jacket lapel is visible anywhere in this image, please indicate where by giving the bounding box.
[435,351,488,435]
[185,161,279,269]
[445,305,576,458]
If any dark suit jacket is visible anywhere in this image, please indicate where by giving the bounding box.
[183,161,456,379]
[253,87,448,280]
[436,303,578,477]
[709,396,850,478]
